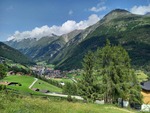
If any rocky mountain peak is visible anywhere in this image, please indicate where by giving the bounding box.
[102,9,131,22]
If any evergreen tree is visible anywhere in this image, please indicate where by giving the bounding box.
[0,64,7,79]
[96,40,142,104]
[78,40,142,104]
[63,82,77,95]
[78,51,99,102]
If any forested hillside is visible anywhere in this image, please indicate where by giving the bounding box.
[0,42,34,65]
[53,9,150,70]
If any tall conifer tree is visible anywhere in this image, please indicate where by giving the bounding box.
[78,40,142,104]
[78,51,99,102]
[96,40,142,104]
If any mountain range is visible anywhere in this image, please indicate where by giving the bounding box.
[5,9,150,70]
[0,42,34,65]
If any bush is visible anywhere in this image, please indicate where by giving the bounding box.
[63,82,77,95]
[67,95,72,102]
[0,85,6,90]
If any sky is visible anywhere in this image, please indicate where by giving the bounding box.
[0,0,150,41]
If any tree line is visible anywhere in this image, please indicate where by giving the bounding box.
[78,40,142,105]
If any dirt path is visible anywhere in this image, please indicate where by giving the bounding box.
[29,78,38,89]
[45,92,83,100]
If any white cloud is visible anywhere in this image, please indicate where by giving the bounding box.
[130,4,150,15]
[69,10,73,15]
[90,6,106,12]
[89,0,107,12]
[7,14,101,41]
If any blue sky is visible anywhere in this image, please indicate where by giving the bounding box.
[0,0,150,41]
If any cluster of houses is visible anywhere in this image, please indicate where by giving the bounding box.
[31,66,63,78]
[31,65,82,79]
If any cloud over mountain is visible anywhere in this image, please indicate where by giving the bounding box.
[7,14,100,41]
[130,4,150,15]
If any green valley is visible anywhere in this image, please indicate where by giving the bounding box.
[1,7,150,113]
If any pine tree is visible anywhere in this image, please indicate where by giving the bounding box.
[78,40,142,104]
[63,82,77,95]
[78,51,99,102]
[96,40,142,104]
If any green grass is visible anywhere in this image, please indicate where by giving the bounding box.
[0,93,136,113]
[65,73,83,82]
[37,61,55,69]
[66,73,74,78]
[51,78,73,83]
[32,79,62,93]
[37,61,47,66]
[1,75,37,94]
[74,75,82,80]
[2,75,34,84]
[46,64,55,68]
[1,75,62,94]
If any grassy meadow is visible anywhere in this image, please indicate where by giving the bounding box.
[32,79,62,93]
[51,78,73,83]
[1,75,37,94]
[0,93,136,113]
[1,75,62,94]
[0,75,143,113]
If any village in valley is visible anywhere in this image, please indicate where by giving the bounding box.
[0,0,150,112]
[30,64,81,79]
[1,51,150,112]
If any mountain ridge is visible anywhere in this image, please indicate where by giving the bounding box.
[0,42,34,65]
[52,9,150,70]
[5,9,150,70]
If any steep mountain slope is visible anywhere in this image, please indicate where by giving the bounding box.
[53,9,150,70]
[6,35,59,60]
[6,30,82,62]
[48,20,102,66]
[0,42,34,64]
